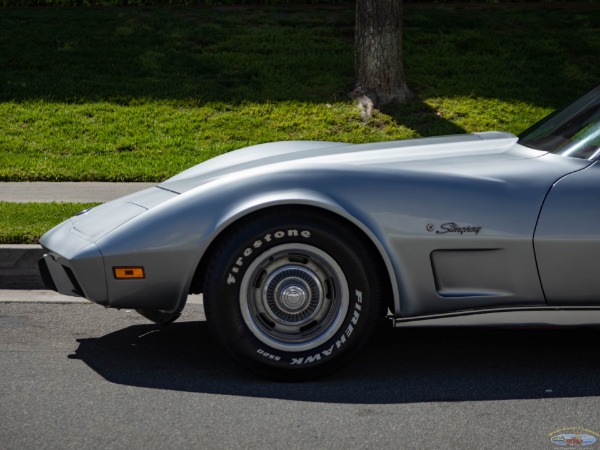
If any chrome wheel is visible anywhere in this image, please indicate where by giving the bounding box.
[240,243,349,352]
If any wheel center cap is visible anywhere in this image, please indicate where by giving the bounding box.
[263,265,323,322]
[280,285,308,311]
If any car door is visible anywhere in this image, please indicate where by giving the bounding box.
[534,161,600,304]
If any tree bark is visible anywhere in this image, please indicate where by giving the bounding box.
[354,0,412,110]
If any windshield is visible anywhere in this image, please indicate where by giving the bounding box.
[518,85,600,160]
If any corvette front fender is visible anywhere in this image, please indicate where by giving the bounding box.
[199,188,402,315]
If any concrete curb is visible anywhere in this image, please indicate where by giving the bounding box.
[0,245,45,289]
[0,289,204,304]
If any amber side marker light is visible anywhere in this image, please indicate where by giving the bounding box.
[113,267,145,279]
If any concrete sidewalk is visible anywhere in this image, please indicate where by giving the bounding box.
[0,181,155,203]
[1,182,155,289]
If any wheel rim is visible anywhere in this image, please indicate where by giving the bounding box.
[240,243,349,352]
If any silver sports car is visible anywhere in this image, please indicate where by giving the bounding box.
[39,85,600,379]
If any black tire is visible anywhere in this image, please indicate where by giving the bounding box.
[203,208,382,380]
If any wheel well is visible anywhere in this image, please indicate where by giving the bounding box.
[189,205,394,315]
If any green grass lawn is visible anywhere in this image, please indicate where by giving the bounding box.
[2,4,599,182]
[0,202,99,244]
[1,4,599,242]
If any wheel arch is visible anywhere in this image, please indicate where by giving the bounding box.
[189,201,399,315]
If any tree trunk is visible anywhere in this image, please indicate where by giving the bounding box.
[354,0,412,110]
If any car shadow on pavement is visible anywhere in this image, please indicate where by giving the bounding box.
[69,312,600,404]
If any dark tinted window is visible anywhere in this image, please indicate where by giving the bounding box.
[518,85,600,160]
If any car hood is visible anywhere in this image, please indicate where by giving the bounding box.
[159,132,524,194]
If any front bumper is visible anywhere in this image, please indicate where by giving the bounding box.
[37,247,109,305]
[39,253,85,298]
[38,252,183,324]
[38,216,110,305]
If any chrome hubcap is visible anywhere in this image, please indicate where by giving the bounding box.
[265,266,323,323]
[240,243,349,352]
[279,284,307,310]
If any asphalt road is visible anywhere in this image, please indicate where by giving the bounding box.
[2,292,600,449]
